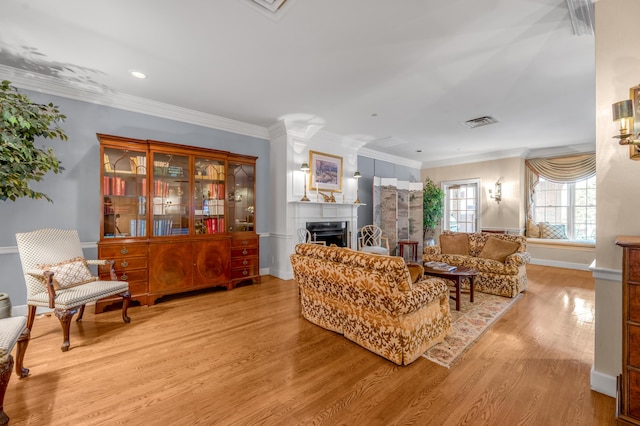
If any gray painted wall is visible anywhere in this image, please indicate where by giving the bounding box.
[356,156,421,229]
[0,90,270,306]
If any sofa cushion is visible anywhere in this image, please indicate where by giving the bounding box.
[37,256,98,290]
[478,237,521,263]
[407,263,424,283]
[440,233,469,255]
[539,222,568,239]
[526,219,540,238]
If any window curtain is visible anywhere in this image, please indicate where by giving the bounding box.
[524,153,595,217]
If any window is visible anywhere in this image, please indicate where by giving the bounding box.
[532,176,596,241]
[443,180,478,233]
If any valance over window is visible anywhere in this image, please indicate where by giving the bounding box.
[525,153,595,217]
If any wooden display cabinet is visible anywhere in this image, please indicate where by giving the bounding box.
[97,134,259,311]
[227,156,260,287]
[616,236,640,425]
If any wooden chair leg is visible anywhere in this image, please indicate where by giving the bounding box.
[76,305,86,322]
[0,355,14,426]
[15,328,29,379]
[54,308,77,352]
[121,291,131,324]
[26,305,36,332]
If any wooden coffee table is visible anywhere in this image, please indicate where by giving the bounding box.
[422,264,478,311]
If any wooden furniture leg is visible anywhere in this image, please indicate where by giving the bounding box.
[454,276,461,311]
[0,356,14,426]
[121,291,131,323]
[15,328,29,378]
[55,308,78,352]
[26,306,36,332]
[77,305,86,322]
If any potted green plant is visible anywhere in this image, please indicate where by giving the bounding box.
[0,80,67,202]
[423,177,444,245]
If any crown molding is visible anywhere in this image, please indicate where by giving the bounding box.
[0,64,270,141]
[421,148,530,169]
[358,147,423,170]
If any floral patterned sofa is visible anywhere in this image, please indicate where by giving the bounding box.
[290,243,451,366]
[423,231,531,298]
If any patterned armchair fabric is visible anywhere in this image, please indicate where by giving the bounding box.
[290,244,451,366]
[423,231,531,297]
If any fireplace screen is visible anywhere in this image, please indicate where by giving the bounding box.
[306,221,348,247]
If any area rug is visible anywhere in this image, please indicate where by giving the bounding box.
[422,292,522,368]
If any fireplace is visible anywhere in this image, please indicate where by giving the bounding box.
[306,221,348,247]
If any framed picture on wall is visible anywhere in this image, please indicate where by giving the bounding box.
[309,150,342,192]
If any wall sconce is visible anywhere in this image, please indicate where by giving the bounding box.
[612,84,640,159]
[353,171,361,204]
[488,180,502,203]
[300,162,310,202]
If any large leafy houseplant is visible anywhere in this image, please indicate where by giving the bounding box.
[0,80,67,202]
[423,177,445,243]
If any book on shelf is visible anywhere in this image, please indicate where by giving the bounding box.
[104,154,113,172]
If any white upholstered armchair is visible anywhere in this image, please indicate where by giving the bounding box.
[0,316,29,425]
[15,228,131,352]
[358,225,390,255]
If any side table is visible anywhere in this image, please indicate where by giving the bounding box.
[398,240,419,262]
[422,265,478,311]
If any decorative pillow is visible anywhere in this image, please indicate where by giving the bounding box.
[440,233,469,255]
[526,219,540,238]
[478,237,521,263]
[407,263,424,283]
[539,223,568,239]
[37,257,98,290]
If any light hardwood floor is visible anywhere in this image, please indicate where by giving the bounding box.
[5,265,616,425]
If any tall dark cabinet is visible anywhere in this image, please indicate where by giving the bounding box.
[97,134,259,312]
[616,236,640,425]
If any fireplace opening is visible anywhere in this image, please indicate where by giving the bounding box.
[306,221,348,247]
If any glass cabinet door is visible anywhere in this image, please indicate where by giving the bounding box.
[194,158,225,234]
[102,147,147,239]
[227,162,255,232]
[151,152,190,236]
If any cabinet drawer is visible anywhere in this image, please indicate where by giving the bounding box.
[231,237,258,248]
[629,369,640,418]
[631,285,640,323]
[112,257,147,271]
[127,282,148,295]
[100,244,147,258]
[631,325,640,367]
[105,269,147,283]
[231,257,258,268]
[231,247,258,257]
[231,265,259,280]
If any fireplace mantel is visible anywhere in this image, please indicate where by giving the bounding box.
[290,201,366,249]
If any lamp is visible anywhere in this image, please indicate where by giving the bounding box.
[353,171,361,204]
[612,98,640,146]
[489,180,502,203]
[300,162,310,202]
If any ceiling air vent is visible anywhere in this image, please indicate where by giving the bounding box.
[464,116,498,129]
[245,0,294,18]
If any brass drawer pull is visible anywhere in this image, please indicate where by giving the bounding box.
[242,240,248,245]
[242,270,248,276]
[120,261,129,268]
[120,248,129,255]
[242,249,248,255]
[120,274,128,281]
[242,259,248,266]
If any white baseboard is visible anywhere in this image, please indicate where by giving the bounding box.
[591,366,616,398]
[529,258,591,271]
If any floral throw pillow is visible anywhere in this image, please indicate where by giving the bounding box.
[37,257,98,290]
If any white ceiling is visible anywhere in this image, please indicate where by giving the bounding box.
[0,0,595,167]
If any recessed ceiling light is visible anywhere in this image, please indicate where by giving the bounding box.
[371,113,378,117]
[130,70,147,79]
[416,149,422,153]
